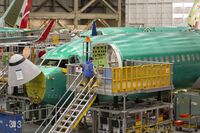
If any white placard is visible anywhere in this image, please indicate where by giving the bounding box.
[15,69,23,80]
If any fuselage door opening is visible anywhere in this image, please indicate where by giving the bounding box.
[92,43,119,68]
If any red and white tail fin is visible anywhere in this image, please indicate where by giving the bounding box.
[19,0,32,29]
[0,0,32,28]
[188,0,200,29]
[35,19,56,44]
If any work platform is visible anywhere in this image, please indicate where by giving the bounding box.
[65,60,173,133]
[34,60,173,133]
[67,60,173,96]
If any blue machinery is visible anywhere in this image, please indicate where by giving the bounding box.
[0,112,22,133]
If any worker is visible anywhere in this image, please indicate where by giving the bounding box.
[83,57,96,89]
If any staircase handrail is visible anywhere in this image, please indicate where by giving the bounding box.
[35,72,83,133]
[50,76,95,132]
[65,80,97,133]
[0,66,8,79]
[0,66,8,94]
[0,82,7,92]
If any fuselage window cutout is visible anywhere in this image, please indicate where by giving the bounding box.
[41,59,60,67]
[181,55,185,62]
[191,54,195,61]
[176,55,180,63]
[171,56,175,63]
[165,56,169,62]
[187,54,191,62]
[69,55,80,64]
[160,56,164,62]
[155,57,159,62]
[196,53,200,61]
[59,59,69,68]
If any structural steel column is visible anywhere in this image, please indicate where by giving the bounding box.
[118,0,122,26]
[51,0,56,12]
[4,0,7,11]
[123,95,126,133]
[28,0,123,28]
[92,110,98,133]
[74,0,79,29]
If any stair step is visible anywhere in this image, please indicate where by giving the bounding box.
[64,110,78,116]
[63,115,75,120]
[65,114,76,118]
[56,125,68,130]
[61,119,74,124]
[53,131,65,133]
[72,105,85,110]
[78,92,90,96]
[78,96,90,99]
[77,98,88,102]
[75,100,87,104]
[54,125,68,132]
[71,109,80,112]
[73,104,84,107]
[58,120,72,127]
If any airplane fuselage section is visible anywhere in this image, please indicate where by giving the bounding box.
[29,31,200,104]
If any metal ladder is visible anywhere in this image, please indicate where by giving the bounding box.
[49,77,97,133]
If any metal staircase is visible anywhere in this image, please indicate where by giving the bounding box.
[50,77,97,133]
[0,66,8,95]
[35,72,97,133]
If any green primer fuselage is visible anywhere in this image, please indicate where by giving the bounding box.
[38,29,200,104]
[39,66,66,104]
[80,26,190,36]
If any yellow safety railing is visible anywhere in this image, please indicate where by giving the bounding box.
[112,64,171,93]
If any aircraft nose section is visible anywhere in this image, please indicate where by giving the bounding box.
[26,72,46,104]
[7,54,46,104]
[26,66,66,104]
[25,67,54,104]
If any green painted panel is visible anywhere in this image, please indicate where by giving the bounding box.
[80,27,189,36]
[40,30,200,104]
[93,45,108,67]
[36,67,67,104]
[44,31,200,88]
